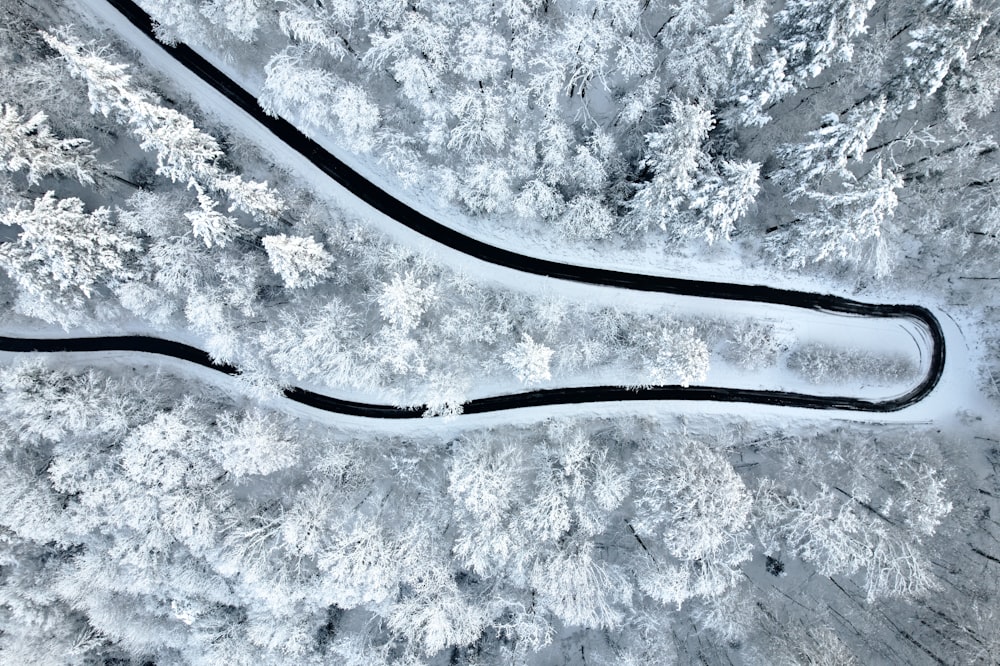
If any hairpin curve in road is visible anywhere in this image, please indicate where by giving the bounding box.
[4,0,944,417]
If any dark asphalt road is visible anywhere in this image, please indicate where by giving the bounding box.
[2,0,945,417]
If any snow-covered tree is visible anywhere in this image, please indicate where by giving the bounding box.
[133,0,214,44]
[627,99,714,234]
[537,118,574,184]
[376,272,436,331]
[530,541,633,629]
[0,104,95,185]
[39,30,140,117]
[766,623,860,666]
[645,326,710,387]
[513,178,566,221]
[277,5,351,60]
[632,436,753,609]
[658,0,725,98]
[726,49,795,127]
[784,160,903,277]
[898,2,990,111]
[212,174,284,221]
[941,22,1000,129]
[636,443,751,563]
[200,0,265,42]
[317,520,404,607]
[261,48,381,153]
[42,30,282,220]
[262,233,333,289]
[0,530,105,663]
[385,576,489,655]
[724,321,786,370]
[691,584,758,644]
[421,371,469,419]
[455,23,507,83]
[616,35,656,82]
[775,0,876,82]
[0,192,139,313]
[448,436,525,559]
[713,0,768,73]
[213,410,300,478]
[775,98,887,198]
[183,291,242,366]
[551,15,615,99]
[754,428,952,605]
[558,194,615,239]
[504,333,554,385]
[184,183,242,249]
[458,161,515,214]
[118,408,215,493]
[617,78,659,127]
[256,298,365,388]
[896,463,952,538]
[364,12,452,114]
[0,361,134,443]
[261,50,338,124]
[756,482,937,602]
[687,159,761,243]
[447,88,508,154]
[131,98,226,184]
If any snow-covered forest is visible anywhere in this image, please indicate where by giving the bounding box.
[138,0,1000,283]
[2,0,1000,663]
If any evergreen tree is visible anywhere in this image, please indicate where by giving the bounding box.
[0,104,96,185]
[627,99,714,235]
[504,333,554,385]
[687,159,761,244]
[262,233,334,289]
[783,160,903,277]
[0,192,139,319]
[42,30,282,220]
[775,97,887,198]
[184,182,242,248]
[897,1,990,111]
[776,0,876,82]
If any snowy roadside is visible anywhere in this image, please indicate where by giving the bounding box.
[0,294,937,410]
[0,340,964,438]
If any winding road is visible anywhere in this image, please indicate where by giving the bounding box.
[0,0,947,417]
